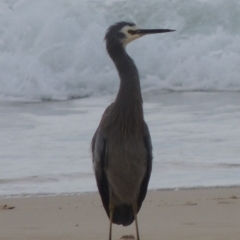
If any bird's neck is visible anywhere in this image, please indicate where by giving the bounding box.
[107,42,144,134]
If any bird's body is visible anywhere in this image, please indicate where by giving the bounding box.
[92,103,151,226]
[91,21,175,240]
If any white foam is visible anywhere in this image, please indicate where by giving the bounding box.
[0,0,240,101]
[1,93,240,196]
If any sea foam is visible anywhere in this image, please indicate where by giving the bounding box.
[0,0,240,101]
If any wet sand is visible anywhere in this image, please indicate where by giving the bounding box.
[1,187,240,240]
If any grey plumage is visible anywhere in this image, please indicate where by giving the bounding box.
[91,21,175,240]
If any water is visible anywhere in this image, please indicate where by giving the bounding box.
[0,0,240,196]
[1,0,240,101]
[1,93,240,196]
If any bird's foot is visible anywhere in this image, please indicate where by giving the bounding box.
[120,235,135,239]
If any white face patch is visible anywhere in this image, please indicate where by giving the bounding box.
[120,25,142,47]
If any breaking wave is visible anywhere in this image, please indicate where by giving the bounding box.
[0,0,240,101]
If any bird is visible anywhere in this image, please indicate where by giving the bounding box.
[91,21,175,240]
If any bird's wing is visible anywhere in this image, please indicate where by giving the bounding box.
[91,128,110,218]
[137,121,153,212]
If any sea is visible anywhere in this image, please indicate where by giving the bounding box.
[0,0,240,197]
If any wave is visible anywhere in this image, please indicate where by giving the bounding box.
[0,0,240,101]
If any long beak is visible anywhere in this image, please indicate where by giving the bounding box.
[136,29,175,35]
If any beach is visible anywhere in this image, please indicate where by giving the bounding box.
[1,1,240,239]
[1,187,240,240]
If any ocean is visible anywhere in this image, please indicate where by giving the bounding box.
[0,0,240,196]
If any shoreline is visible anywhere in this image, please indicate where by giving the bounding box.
[1,185,240,199]
[1,187,240,240]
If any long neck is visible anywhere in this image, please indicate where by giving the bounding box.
[107,41,144,135]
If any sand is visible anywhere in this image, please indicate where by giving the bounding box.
[1,187,240,240]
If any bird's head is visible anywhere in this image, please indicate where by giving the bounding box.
[105,21,175,47]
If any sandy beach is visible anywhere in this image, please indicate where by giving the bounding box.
[1,187,240,240]
[1,1,240,240]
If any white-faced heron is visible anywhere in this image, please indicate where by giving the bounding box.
[91,21,175,240]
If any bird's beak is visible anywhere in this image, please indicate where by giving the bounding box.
[136,29,175,36]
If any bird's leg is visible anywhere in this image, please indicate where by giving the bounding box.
[109,198,114,240]
[133,202,140,240]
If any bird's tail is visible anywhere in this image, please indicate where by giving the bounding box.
[112,204,134,226]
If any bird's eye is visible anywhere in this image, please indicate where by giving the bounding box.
[128,30,136,35]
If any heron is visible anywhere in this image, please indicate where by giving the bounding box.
[91,21,175,240]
